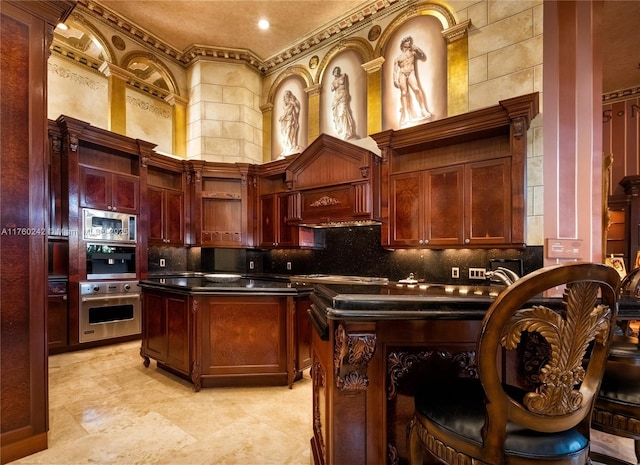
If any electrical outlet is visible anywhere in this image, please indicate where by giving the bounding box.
[451,267,459,279]
[249,260,255,270]
[159,258,166,267]
[286,261,292,270]
[469,267,486,279]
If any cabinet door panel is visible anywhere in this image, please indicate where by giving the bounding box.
[390,173,423,246]
[166,295,189,372]
[466,159,511,244]
[165,190,184,244]
[113,174,139,213]
[143,291,167,361]
[80,167,110,209]
[148,187,164,243]
[426,166,463,245]
[260,195,276,247]
[48,295,68,350]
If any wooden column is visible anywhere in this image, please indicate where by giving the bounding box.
[543,0,604,265]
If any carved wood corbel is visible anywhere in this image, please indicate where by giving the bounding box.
[333,322,376,392]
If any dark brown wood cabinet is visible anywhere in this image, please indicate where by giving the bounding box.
[259,193,324,249]
[607,175,640,270]
[190,162,256,247]
[148,186,184,245]
[1,1,76,462]
[80,166,139,214]
[141,289,192,376]
[47,294,68,350]
[372,92,539,249]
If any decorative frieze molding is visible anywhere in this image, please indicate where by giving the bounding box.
[126,95,171,119]
[48,61,106,92]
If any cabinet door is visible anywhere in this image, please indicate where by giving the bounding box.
[142,290,167,361]
[465,158,511,245]
[80,166,111,210]
[296,296,312,371]
[425,166,463,246]
[165,294,190,373]
[259,195,277,247]
[112,173,139,213]
[165,190,184,245]
[47,294,68,350]
[276,194,296,247]
[148,187,165,244]
[389,172,424,246]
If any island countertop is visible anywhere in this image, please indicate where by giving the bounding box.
[139,275,311,295]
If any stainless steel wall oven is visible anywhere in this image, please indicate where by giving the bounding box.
[79,280,140,343]
[86,243,136,280]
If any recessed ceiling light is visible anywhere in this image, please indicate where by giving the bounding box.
[258,18,270,30]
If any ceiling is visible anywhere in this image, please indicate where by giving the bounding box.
[85,0,639,94]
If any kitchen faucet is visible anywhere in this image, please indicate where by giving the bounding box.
[485,267,520,286]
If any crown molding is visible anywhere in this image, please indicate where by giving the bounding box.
[76,0,411,73]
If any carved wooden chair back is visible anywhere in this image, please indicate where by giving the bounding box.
[409,261,620,465]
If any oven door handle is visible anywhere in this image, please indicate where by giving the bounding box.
[81,294,140,303]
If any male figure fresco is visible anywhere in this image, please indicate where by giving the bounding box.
[393,35,432,126]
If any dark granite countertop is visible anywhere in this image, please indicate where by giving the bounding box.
[139,275,311,295]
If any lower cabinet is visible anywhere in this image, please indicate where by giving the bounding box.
[140,287,311,390]
[47,294,68,352]
[141,289,192,377]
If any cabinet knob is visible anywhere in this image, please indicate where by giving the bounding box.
[465,238,470,244]
[419,239,424,244]
[424,239,429,244]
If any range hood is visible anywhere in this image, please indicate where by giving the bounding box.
[284,134,382,228]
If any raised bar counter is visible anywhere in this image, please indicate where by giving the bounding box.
[307,282,640,465]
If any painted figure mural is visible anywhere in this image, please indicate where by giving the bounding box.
[330,66,356,140]
[279,90,302,157]
[393,35,432,127]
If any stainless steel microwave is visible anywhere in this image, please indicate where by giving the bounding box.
[83,208,136,243]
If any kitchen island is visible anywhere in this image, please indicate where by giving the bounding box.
[307,282,640,465]
[138,275,313,390]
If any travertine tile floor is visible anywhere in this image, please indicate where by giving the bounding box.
[11,340,638,465]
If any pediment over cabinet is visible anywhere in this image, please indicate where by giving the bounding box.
[285,134,380,191]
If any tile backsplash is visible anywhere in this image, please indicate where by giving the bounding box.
[149,225,543,284]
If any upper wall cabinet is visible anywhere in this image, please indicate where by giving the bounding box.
[284,134,382,227]
[190,161,256,248]
[371,93,539,249]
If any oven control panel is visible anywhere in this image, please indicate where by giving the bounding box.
[79,280,138,296]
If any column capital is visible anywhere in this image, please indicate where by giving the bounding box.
[361,57,385,73]
[98,61,129,81]
[165,93,188,107]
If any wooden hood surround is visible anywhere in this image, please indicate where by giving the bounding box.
[371,92,540,248]
[284,134,382,227]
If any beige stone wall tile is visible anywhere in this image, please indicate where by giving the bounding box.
[468,9,533,58]
[469,68,534,110]
[223,86,255,108]
[201,120,222,138]
[223,121,253,141]
[242,110,262,134]
[203,136,240,157]
[487,35,542,80]
[467,1,488,29]
[469,55,488,85]
[527,156,543,187]
[533,3,543,36]
[187,120,201,140]
[534,64,543,94]
[200,84,223,102]
[186,138,202,159]
[488,0,541,23]
[241,140,263,163]
[204,102,240,121]
[527,214,543,244]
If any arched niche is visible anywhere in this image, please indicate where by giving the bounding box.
[268,66,313,160]
[376,2,468,130]
[317,38,373,141]
[53,12,114,68]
